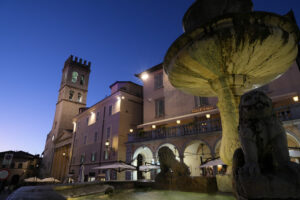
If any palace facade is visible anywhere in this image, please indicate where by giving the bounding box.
[126,62,300,180]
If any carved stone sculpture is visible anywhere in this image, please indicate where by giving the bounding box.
[233,90,300,199]
[155,147,190,188]
[155,146,217,192]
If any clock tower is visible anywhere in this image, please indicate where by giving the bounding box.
[41,55,91,178]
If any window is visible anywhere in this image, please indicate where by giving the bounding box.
[84,136,87,144]
[78,93,82,102]
[91,152,96,162]
[104,151,109,160]
[10,163,15,169]
[108,105,112,116]
[155,98,165,117]
[72,71,78,83]
[154,72,163,89]
[94,132,98,142]
[194,96,209,107]
[80,75,84,85]
[106,127,111,139]
[69,90,74,100]
[86,117,89,125]
[96,112,100,121]
[80,154,85,164]
[18,163,23,169]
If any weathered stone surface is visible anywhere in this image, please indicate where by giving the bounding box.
[233,91,300,199]
[183,0,253,32]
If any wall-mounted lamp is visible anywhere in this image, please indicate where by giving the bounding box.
[105,140,110,147]
[293,96,299,102]
[129,129,133,133]
[121,96,125,100]
[141,72,149,81]
[206,114,211,119]
[176,120,181,124]
[152,125,156,129]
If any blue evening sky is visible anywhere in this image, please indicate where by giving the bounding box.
[0,0,299,155]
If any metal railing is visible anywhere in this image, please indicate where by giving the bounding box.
[128,103,300,142]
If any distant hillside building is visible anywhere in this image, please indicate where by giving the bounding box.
[0,151,40,186]
[41,55,91,180]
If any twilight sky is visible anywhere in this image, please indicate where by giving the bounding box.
[0,0,299,155]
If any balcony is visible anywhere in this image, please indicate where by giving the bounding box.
[128,103,300,143]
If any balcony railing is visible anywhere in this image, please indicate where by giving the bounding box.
[128,103,300,143]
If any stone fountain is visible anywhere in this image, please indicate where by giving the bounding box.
[164,0,299,191]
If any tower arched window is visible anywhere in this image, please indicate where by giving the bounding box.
[78,93,82,102]
[80,75,84,85]
[69,90,74,100]
[72,71,78,83]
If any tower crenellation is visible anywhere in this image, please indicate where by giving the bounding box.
[64,55,91,69]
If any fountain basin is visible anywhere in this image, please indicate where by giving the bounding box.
[164,12,299,97]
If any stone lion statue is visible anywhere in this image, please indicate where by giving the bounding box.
[233,90,300,199]
[155,147,191,190]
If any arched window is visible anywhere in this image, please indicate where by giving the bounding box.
[69,90,74,100]
[80,75,84,85]
[72,71,78,83]
[78,93,82,102]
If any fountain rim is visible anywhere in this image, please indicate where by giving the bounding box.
[164,11,300,76]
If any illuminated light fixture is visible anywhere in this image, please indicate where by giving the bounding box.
[129,129,133,133]
[141,72,149,81]
[62,153,66,156]
[206,114,211,119]
[152,125,156,129]
[293,96,299,102]
[121,96,125,100]
[105,140,110,147]
[176,120,181,124]
[117,96,121,101]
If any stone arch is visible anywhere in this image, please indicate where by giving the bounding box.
[286,132,300,163]
[183,140,212,177]
[131,145,154,180]
[286,132,300,147]
[213,138,222,158]
[155,142,180,162]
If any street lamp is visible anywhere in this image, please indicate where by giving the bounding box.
[105,140,110,147]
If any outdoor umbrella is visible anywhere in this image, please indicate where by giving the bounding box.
[40,177,60,183]
[139,164,160,172]
[92,161,136,172]
[24,177,42,182]
[199,158,225,168]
